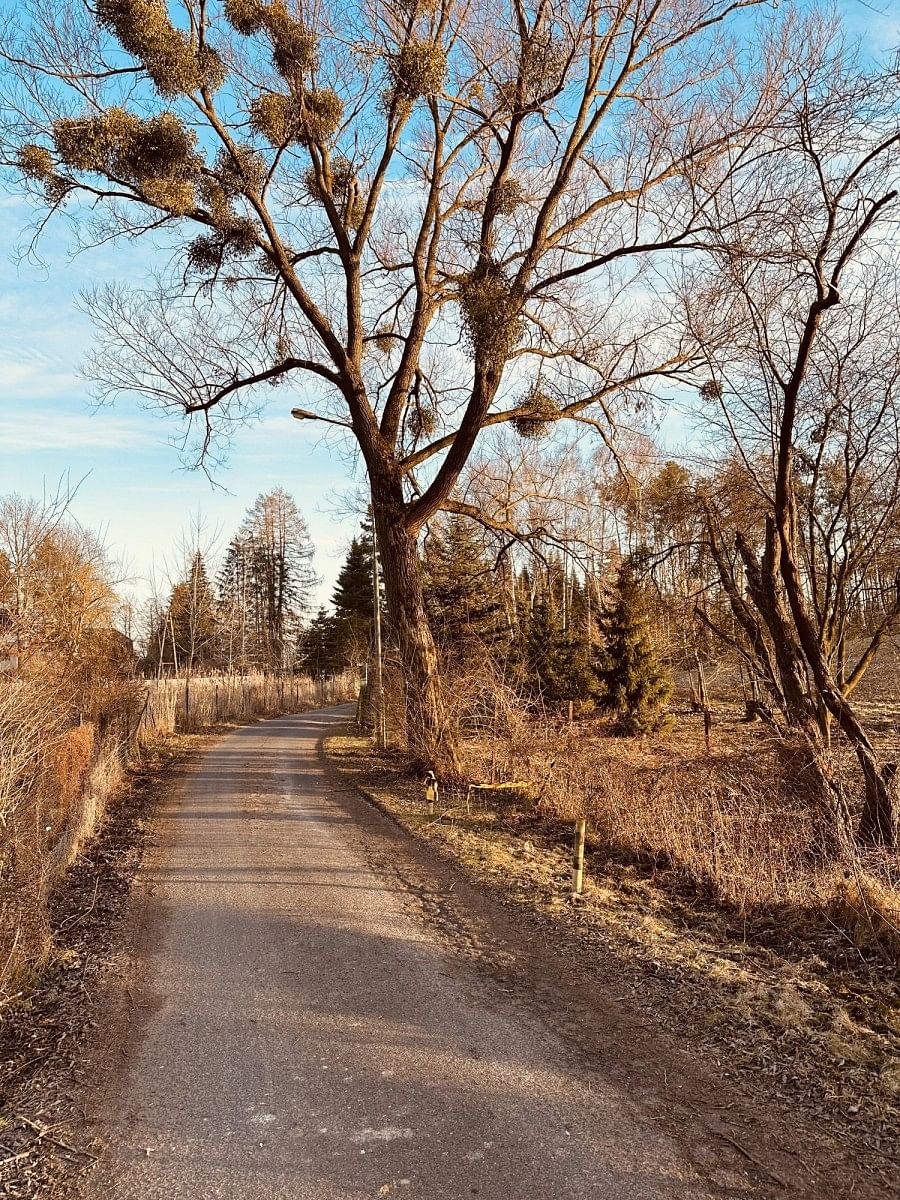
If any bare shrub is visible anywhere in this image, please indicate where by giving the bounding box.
[825,867,900,962]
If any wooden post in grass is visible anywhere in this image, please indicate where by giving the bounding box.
[425,771,438,816]
[695,655,712,751]
[572,817,587,897]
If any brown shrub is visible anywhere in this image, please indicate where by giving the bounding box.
[825,869,900,962]
[43,724,96,843]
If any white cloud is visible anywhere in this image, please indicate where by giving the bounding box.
[0,406,144,452]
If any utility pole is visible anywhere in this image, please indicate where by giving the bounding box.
[372,523,386,749]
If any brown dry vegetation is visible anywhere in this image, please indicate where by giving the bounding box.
[327,685,900,1184]
[0,730,205,1198]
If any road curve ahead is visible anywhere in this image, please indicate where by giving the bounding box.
[83,707,734,1200]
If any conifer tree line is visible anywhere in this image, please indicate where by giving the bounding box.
[146,488,319,674]
[305,507,672,735]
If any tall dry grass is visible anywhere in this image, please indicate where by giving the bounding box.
[138,672,352,738]
[0,670,357,1009]
[442,663,900,960]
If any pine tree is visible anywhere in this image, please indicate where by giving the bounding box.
[597,564,672,734]
[422,514,505,660]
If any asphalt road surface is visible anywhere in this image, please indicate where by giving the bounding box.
[82,707,779,1200]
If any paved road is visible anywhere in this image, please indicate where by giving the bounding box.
[82,707,746,1200]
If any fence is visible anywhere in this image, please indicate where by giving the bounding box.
[0,670,357,1009]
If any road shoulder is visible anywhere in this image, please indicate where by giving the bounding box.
[324,726,898,1200]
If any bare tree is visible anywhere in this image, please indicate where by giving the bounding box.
[684,42,900,845]
[1,0,810,766]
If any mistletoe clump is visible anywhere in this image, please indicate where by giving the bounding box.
[215,145,267,196]
[387,39,446,101]
[224,0,316,80]
[266,1,317,78]
[17,144,55,181]
[459,259,524,363]
[406,404,438,441]
[494,30,564,113]
[494,177,526,215]
[699,378,723,401]
[196,173,258,257]
[186,225,255,272]
[187,215,256,274]
[251,87,342,145]
[17,144,71,203]
[511,387,561,439]
[52,108,199,214]
[371,325,399,355]
[394,0,438,15]
[96,0,225,96]
[250,92,298,144]
[299,88,344,140]
[223,0,267,35]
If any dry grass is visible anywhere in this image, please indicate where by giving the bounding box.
[326,728,900,1171]
[443,693,899,959]
[137,671,353,739]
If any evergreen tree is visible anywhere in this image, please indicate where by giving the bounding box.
[157,552,219,673]
[332,536,373,619]
[522,596,566,703]
[299,608,341,676]
[521,592,597,707]
[597,564,672,734]
[329,535,375,669]
[422,515,505,660]
[240,489,318,670]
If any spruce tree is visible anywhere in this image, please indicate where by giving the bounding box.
[597,564,672,734]
[299,608,340,676]
[330,535,375,669]
[422,515,504,660]
[522,592,598,709]
[522,596,567,703]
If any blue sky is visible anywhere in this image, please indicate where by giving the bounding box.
[0,193,364,610]
[0,0,895,617]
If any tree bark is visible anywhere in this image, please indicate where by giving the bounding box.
[737,523,815,729]
[369,469,462,775]
[858,754,900,847]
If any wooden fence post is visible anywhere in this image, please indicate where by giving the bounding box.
[425,770,438,816]
[572,817,587,896]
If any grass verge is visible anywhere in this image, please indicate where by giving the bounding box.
[0,731,213,1198]
[326,727,900,1189]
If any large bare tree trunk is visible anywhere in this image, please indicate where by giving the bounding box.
[370,475,461,775]
[737,523,815,728]
[776,454,899,847]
